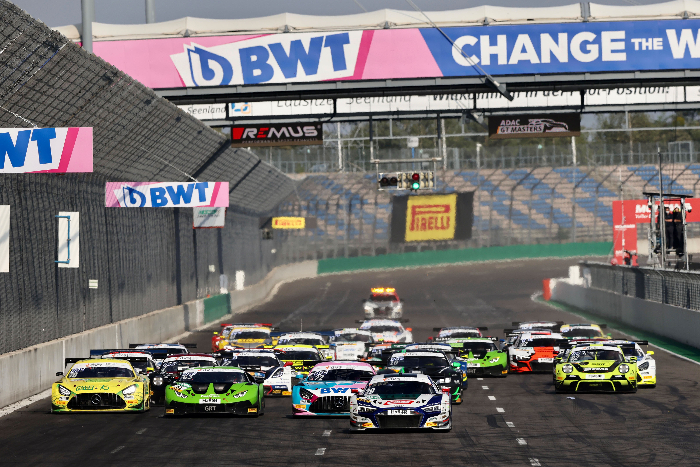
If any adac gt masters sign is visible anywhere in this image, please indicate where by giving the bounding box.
[231,123,322,147]
[489,113,580,139]
[271,217,305,229]
[405,194,457,242]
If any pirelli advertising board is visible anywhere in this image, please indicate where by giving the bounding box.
[390,192,473,243]
[488,113,580,139]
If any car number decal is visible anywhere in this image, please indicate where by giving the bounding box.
[199,398,221,404]
[585,374,605,380]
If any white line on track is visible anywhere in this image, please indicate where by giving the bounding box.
[488,396,496,401]
[496,407,505,413]
[110,446,125,454]
[315,448,326,456]
[516,438,527,445]
[482,386,489,389]
[136,428,147,435]
[0,389,51,418]
[322,430,331,437]
[477,378,483,380]
[529,458,541,466]
[506,421,515,428]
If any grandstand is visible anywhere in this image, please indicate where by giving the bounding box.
[275,163,700,256]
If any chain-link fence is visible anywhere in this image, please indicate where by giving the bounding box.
[583,262,700,311]
[0,3,298,354]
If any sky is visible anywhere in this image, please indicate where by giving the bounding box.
[11,0,664,27]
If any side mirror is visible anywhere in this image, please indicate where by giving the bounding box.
[406,328,412,332]
[441,387,450,393]
[56,371,63,377]
[647,351,654,356]
[284,361,294,367]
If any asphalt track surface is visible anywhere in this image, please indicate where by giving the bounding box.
[2,257,700,466]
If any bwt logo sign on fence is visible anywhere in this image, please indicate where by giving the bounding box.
[170,31,363,86]
[106,182,229,208]
[0,127,93,173]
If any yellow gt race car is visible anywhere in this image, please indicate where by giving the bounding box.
[51,358,151,413]
[214,324,277,350]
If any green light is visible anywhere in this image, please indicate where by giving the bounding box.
[411,181,420,190]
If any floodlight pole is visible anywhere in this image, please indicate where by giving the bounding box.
[81,0,94,53]
[145,0,156,23]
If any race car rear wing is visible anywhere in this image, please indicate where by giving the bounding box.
[356,319,410,324]
[129,343,197,349]
[432,326,488,332]
[64,356,150,367]
[512,321,564,327]
[89,349,152,358]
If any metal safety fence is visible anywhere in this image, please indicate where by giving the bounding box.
[583,262,700,311]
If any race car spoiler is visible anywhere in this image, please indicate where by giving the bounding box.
[64,356,150,367]
[129,343,198,349]
[432,326,487,332]
[89,349,152,358]
[556,340,638,351]
[220,322,277,329]
[356,319,410,323]
[512,321,564,327]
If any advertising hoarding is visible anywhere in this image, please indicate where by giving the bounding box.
[0,127,92,174]
[231,123,323,147]
[488,113,580,139]
[106,182,229,207]
[96,20,700,89]
[391,192,473,243]
[193,207,226,228]
[271,217,306,229]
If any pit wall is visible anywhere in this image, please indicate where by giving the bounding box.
[0,261,318,409]
[547,265,700,350]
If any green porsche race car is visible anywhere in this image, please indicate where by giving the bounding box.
[440,338,508,377]
[164,366,264,416]
[554,343,638,393]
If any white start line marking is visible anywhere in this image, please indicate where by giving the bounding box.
[488,396,496,401]
[517,438,528,446]
[315,448,326,456]
[477,378,483,380]
[530,458,541,466]
[496,407,505,413]
[136,428,147,435]
[506,421,515,428]
[482,386,489,390]
[322,430,332,437]
[110,446,125,454]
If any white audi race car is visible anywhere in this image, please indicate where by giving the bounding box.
[331,328,374,360]
[358,319,413,344]
[363,287,403,319]
[350,373,452,430]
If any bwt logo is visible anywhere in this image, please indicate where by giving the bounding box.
[170,31,363,86]
[409,204,452,232]
[115,182,213,208]
[0,128,68,172]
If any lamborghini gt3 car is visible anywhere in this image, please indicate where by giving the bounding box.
[350,374,452,431]
[554,343,638,393]
[52,358,150,413]
[164,367,264,416]
[444,338,508,377]
[363,287,403,319]
[292,361,375,416]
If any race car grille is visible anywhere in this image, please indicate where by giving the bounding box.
[376,414,422,429]
[529,362,554,372]
[68,393,126,410]
[309,396,350,414]
[189,383,211,394]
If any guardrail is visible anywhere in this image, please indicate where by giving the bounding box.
[584,262,700,311]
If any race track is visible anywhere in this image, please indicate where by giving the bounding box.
[2,258,700,467]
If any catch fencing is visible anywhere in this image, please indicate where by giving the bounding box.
[0,3,295,355]
[583,262,700,311]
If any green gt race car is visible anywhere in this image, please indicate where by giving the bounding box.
[554,344,638,393]
[164,367,264,416]
[443,338,508,377]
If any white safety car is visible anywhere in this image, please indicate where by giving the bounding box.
[363,287,403,319]
[358,319,413,344]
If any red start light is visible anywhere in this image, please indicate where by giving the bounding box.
[411,173,420,181]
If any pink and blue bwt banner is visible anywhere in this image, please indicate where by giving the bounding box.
[94,20,700,89]
[106,182,229,208]
[0,127,93,173]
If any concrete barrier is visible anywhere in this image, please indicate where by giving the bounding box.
[550,265,700,350]
[0,261,317,409]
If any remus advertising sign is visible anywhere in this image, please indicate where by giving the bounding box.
[231,123,323,147]
[488,113,580,139]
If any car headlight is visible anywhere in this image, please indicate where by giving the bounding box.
[618,364,629,374]
[299,388,315,401]
[423,405,441,412]
[152,376,164,386]
[489,358,500,363]
[439,378,450,383]
[638,361,649,371]
[122,384,138,396]
[562,364,573,374]
[233,390,248,399]
[58,385,71,396]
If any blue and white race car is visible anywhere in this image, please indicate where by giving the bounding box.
[350,373,452,431]
[292,361,376,416]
